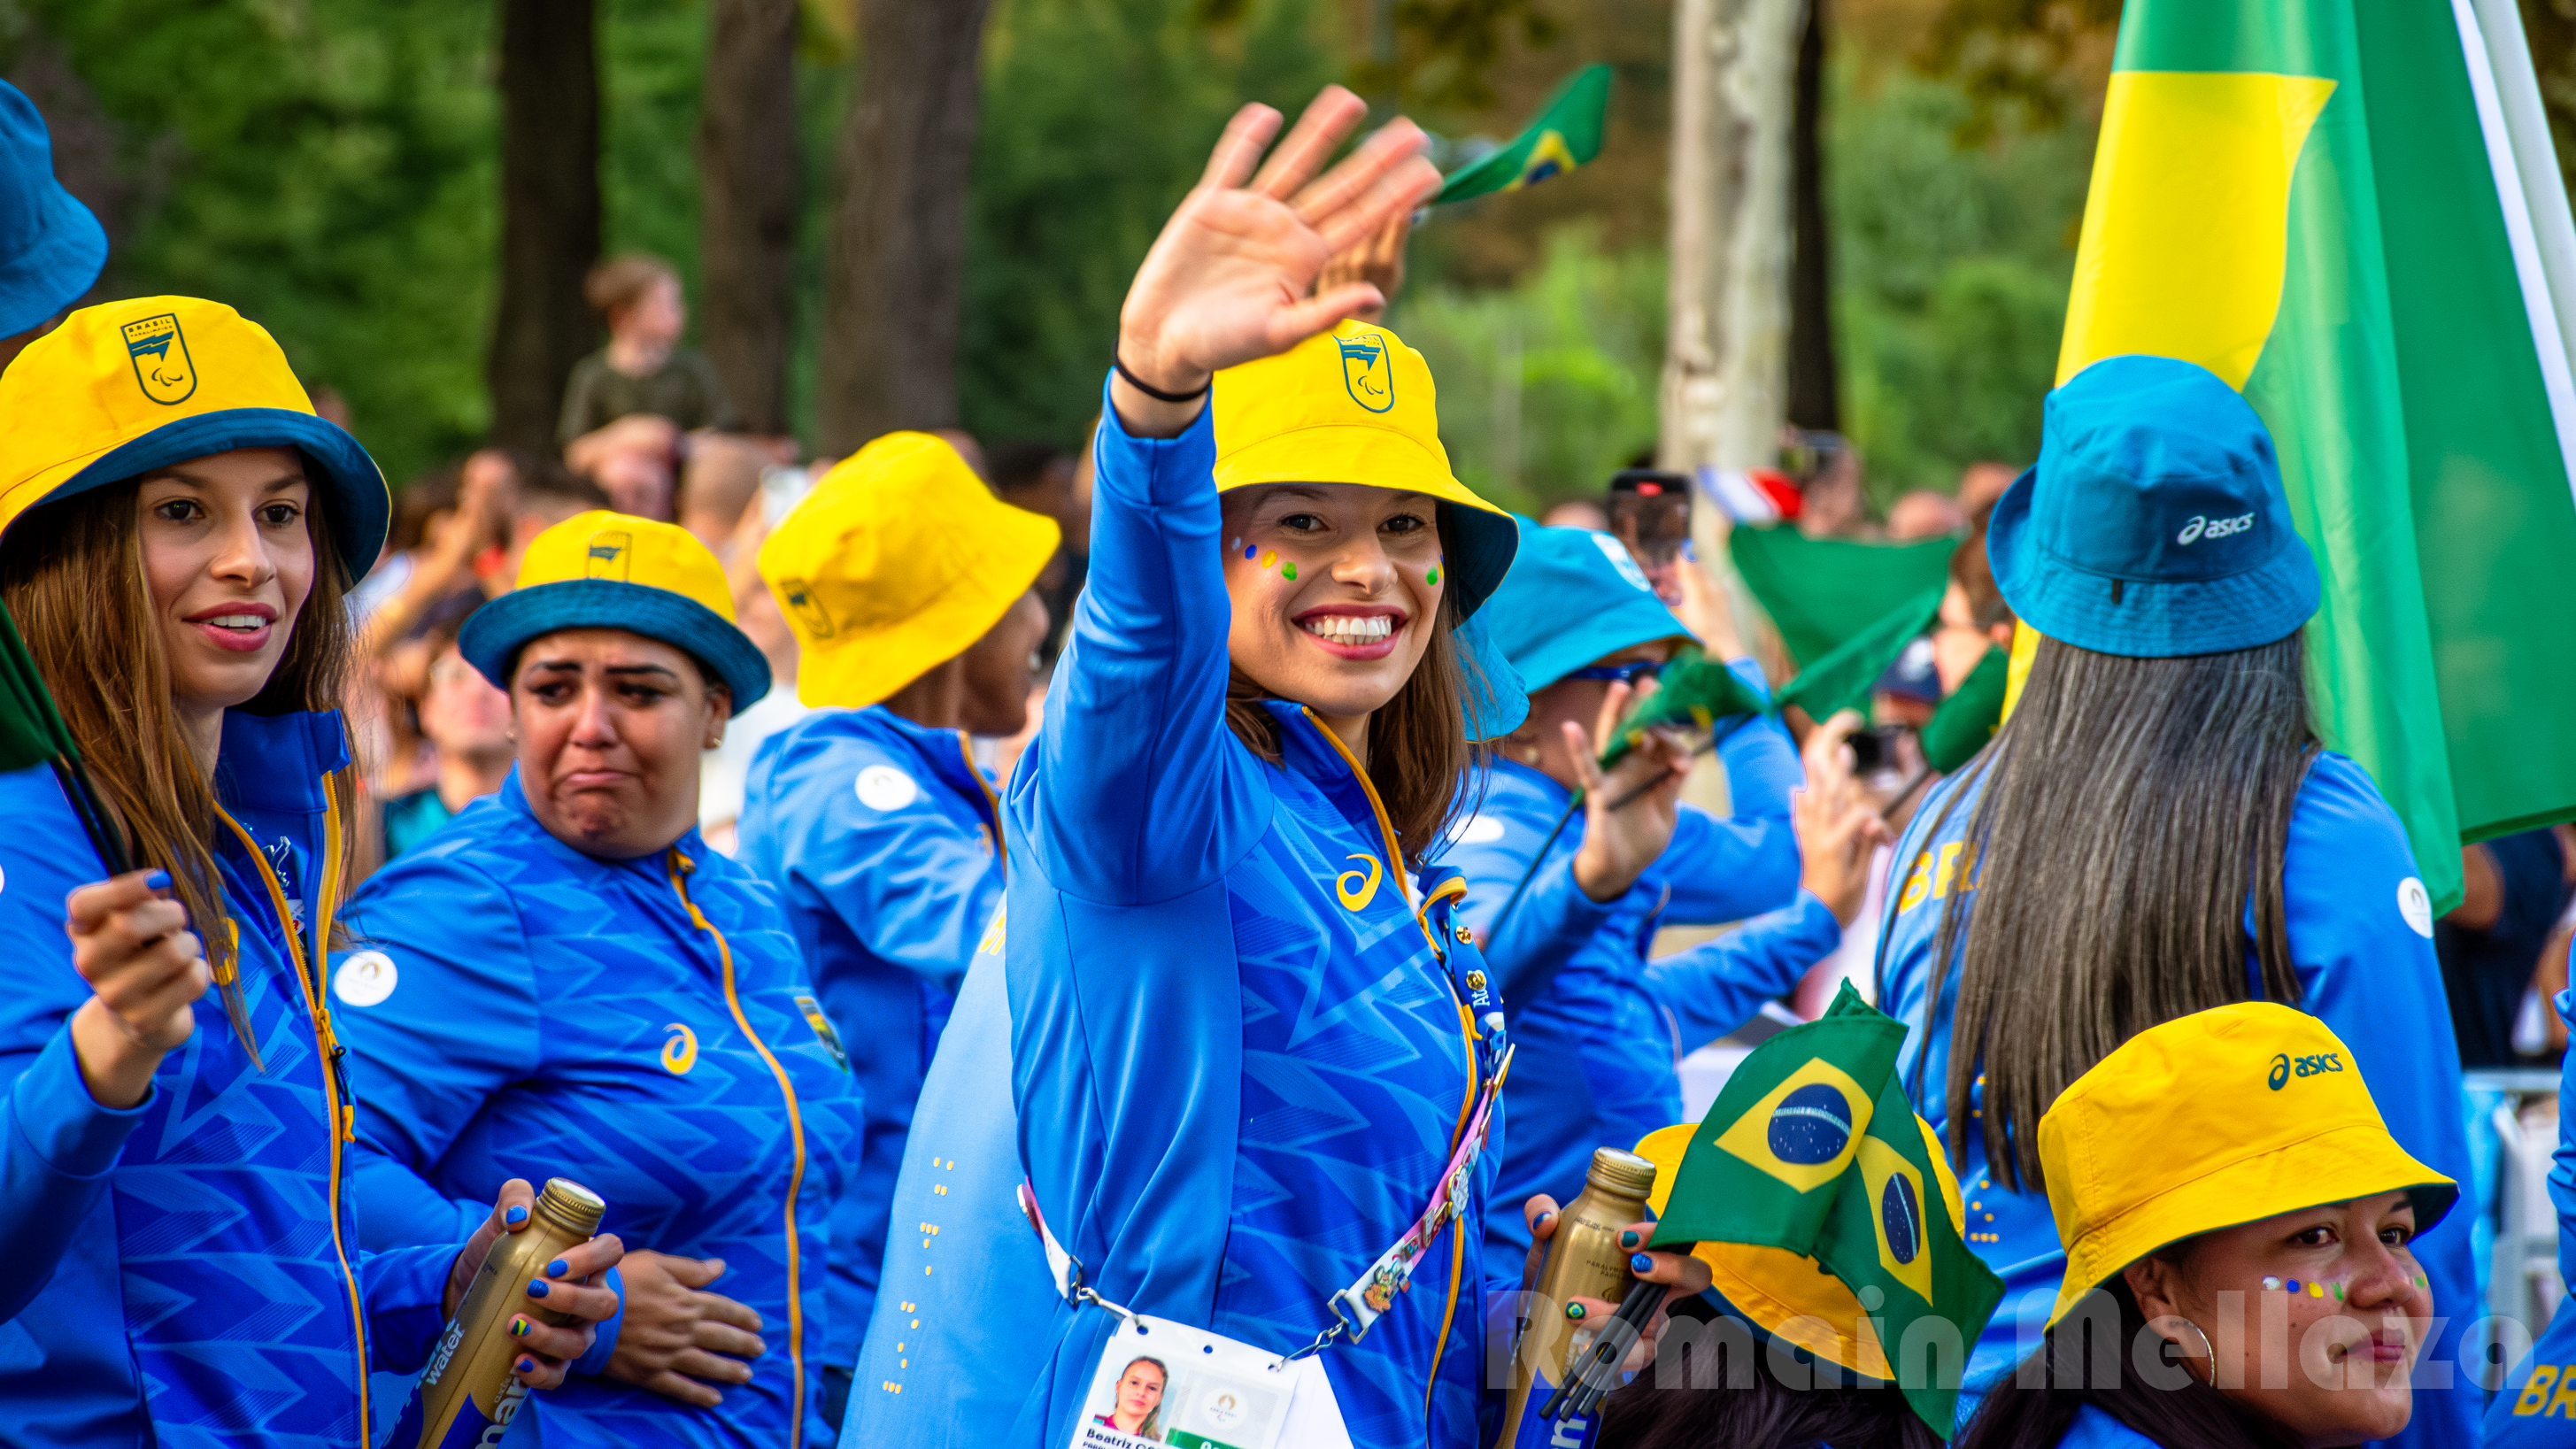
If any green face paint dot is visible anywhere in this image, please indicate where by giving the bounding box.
[1426,566,1441,586]
[1281,562,1296,581]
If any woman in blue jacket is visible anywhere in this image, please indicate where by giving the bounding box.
[737,428,1056,1427]
[875,89,1516,1448]
[0,297,620,1447]
[1874,356,2476,1445]
[1449,518,1886,1264]
[338,512,863,1449]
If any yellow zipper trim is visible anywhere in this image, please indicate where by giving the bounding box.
[217,798,367,1445]
[954,731,1005,867]
[1292,709,1480,1417]
[667,849,809,1449]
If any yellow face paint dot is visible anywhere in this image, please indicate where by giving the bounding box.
[1259,549,1277,569]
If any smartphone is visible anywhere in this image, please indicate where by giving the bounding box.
[1847,726,1907,775]
[1780,430,1850,484]
[1607,468,1693,603]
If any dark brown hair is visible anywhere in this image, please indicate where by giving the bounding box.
[1222,507,1485,866]
[1926,630,2316,1190]
[1956,1276,2294,1449]
[0,465,359,1039]
[1595,1300,1943,1449]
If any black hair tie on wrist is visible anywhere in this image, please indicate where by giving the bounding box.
[1114,355,1212,404]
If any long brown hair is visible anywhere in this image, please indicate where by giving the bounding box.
[0,467,360,1025]
[1926,630,2316,1191]
[1223,505,1487,866]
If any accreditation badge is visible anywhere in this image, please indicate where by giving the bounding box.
[1068,1313,1354,1449]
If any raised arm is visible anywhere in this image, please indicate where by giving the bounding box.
[1014,87,1440,905]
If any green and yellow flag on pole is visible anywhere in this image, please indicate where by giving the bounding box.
[1436,65,1612,204]
[2063,0,2576,911]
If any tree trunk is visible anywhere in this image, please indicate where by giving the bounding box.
[1662,0,1803,480]
[488,0,602,456]
[1785,0,1838,432]
[696,0,800,437]
[819,0,994,454]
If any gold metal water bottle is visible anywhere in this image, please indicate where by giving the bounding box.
[397,1177,606,1447]
[1493,1148,1658,1447]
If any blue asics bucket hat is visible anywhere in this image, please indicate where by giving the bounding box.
[1987,355,2319,658]
[0,81,106,339]
[1479,516,1693,692]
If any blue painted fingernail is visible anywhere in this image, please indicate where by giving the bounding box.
[510,1314,529,1337]
[1565,1302,1586,1322]
[146,870,170,890]
[505,1206,528,1227]
[546,1258,568,1278]
[1537,1211,1554,1228]
[515,1356,535,1375]
[1631,1253,1654,1274]
[527,1278,551,1298]
[1619,1230,1640,1249]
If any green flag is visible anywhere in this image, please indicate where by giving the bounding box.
[1596,644,1770,769]
[1778,586,1943,723]
[2060,0,2576,911]
[1727,526,1955,671]
[1919,646,2008,774]
[1435,65,1611,204]
[0,601,70,775]
[1653,983,2003,1433]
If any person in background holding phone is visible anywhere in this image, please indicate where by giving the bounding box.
[1448,519,1887,1265]
[1605,468,1694,605]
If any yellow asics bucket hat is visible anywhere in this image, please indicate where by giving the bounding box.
[759,431,1060,709]
[459,510,770,706]
[2039,1001,2455,1329]
[1213,320,1516,619]
[0,296,389,577]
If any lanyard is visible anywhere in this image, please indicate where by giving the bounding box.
[1022,1041,1511,1367]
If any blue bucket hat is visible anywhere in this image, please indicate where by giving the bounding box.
[0,81,106,338]
[1988,355,2319,658]
[1479,517,1694,692]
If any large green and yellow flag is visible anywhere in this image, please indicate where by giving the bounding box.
[1649,984,2004,1433]
[2063,0,2576,910]
[1436,65,1611,204]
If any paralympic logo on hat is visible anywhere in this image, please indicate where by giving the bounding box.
[582,531,633,582]
[120,313,197,406]
[1337,328,1395,413]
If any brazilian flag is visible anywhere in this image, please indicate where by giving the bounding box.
[1652,983,2002,1433]
[1777,585,1943,724]
[1918,646,2008,774]
[0,601,128,874]
[1436,65,1611,204]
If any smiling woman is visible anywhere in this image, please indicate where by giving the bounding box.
[0,297,622,1449]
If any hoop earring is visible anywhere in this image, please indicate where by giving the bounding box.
[2169,1318,2217,1383]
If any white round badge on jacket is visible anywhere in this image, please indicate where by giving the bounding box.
[2396,877,2433,938]
[855,765,919,812]
[333,950,398,1007]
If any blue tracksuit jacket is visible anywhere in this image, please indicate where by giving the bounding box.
[1445,730,1826,1266]
[2486,982,2576,1445]
[859,388,1509,1447]
[338,770,863,1449]
[737,704,1004,1375]
[0,711,454,1449]
[1876,753,2477,1447]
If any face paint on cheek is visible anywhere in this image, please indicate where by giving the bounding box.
[1427,555,1444,588]
[1281,562,1297,581]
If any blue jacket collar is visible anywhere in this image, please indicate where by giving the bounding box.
[854,705,991,805]
[497,764,712,873]
[212,709,348,814]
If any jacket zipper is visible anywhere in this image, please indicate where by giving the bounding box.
[667,849,810,1449]
[218,798,368,1445]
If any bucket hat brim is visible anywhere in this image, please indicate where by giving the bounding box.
[796,497,1060,710]
[0,178,105,338]
[462,578,772,709]
[1987,464,2321,658]
[2048,1118,2456,1330]
[16,406,391,583]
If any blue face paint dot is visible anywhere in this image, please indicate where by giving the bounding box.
[1244,544,1257,560]
[2285,1279,2301,1294]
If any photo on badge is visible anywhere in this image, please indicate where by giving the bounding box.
[1073,1314,1300,1449]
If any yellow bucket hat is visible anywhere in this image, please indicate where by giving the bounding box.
[1634,1114,1978,1384]
[459,510,770,706]
[1213,320,1517,619]
[0,296,389,576]
[758,431,1060,709]
[2039,1001,2456,1329]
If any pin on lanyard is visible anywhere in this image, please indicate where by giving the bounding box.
[1022,1042,1514,1369]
